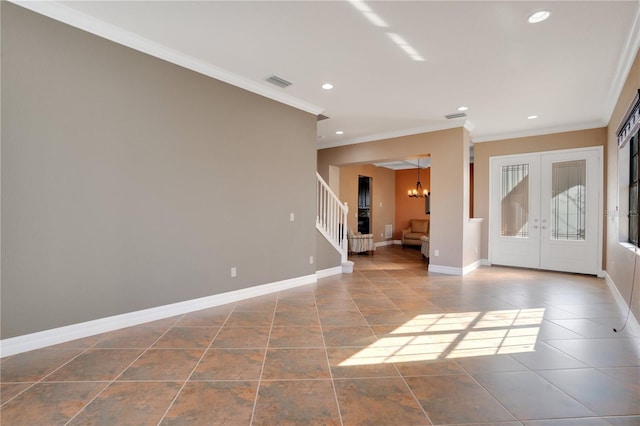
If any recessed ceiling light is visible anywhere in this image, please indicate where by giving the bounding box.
[528,10,550,24]
[457,106,469,112]
[528,115,539,120]
[336,131,344,135]
[322,83,334,90]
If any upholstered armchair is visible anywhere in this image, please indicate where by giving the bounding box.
[347,228,375,255]
[402,219,429,247]
[420,235,430,260]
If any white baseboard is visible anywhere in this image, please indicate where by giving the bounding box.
[316,266,342,278]
[428,264,463,275]
[374,240,394,248]
[604,272,640,351]
[462,260,483,275]
[341,261,354,274]
[429,261,483,276]
[0,274,317,358]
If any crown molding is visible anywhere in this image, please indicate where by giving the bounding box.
[316,119,469,149]
[604,1,640,124]
[472,120,607,144]
[463,120,475,132]
[318,116,608,149]
[9,0,324,116]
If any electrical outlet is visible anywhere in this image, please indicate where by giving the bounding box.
[231,267,237,277]
[290,212,295,222]
[309,256,314,264]
[434,249,440,257]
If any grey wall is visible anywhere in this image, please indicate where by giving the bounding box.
[315,229,342,271]
[1,3,318,338]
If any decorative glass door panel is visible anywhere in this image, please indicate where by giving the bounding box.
[490,155,540,269]
[540,151,599,275]
[491,148,601,275]
[501,164,530,238]
[550,160,586,241]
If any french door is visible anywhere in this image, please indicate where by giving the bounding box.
[489,148,602,275]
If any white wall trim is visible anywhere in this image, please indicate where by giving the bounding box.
[8,0,323,116]
[375,240,394,248]
[429,261,484,276]
[473,120,607,144]
[604,0,640,124]
[462,260,483,275]
[341,261,354,274]
[604,271,640,352]
[428,264,463,276]
[316,266,342,279]
[317,120,468,149]
[0,274,317,358]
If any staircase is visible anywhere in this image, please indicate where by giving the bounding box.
[316,172,353,273]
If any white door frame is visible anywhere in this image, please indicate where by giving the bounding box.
[489,146,603,276]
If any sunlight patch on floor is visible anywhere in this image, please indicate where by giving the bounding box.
[339,308,545,366]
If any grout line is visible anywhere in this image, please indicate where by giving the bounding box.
[529,368,601,417]
[454,359,522,423]
[64,313,188,425]
[0,381,38,408]
[353,272,434,424]
[155,307,233,425]
[61,381,112,426]
[1,320,182,409]
[5,343,99,411]
[392,370,435,424]
[314,284,345,426]
[248,291,278,426]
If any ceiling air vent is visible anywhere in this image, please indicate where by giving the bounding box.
[445,112,467,119]
[265,75,292,88]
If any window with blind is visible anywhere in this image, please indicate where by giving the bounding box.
[618,89,640,247]
[630,132,640,246]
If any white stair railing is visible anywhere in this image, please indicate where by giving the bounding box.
[316,172,348,263]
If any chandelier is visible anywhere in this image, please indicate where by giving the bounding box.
[408,158,428,198]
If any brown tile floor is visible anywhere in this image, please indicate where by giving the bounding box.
[1,245,639,425]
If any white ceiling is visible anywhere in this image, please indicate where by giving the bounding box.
[374,158,431,171]
[15,1,640,150]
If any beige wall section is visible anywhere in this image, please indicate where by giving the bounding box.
[1,4,318,338]
[461,129,482,268]
[328,165,341,194]
[606,48,640,323]
[318,127,474,270]
[339,164,395,243]
[474,127,606,262]
[0,2,3,331]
